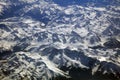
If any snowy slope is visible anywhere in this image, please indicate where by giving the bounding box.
[0,0,120,80]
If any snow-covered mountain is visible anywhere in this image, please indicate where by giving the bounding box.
[0,0,120,80]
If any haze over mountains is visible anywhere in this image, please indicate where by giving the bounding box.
[0,0,120,80]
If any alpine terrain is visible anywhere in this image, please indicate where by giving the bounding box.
[0,0,120,80]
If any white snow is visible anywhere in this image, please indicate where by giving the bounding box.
[98,57,107,62]
[0,0,120,79]
[40,56,69,77]
[74,27,89,37]
[94,7,106,11]
[64,8,74,15]
[0,40,16,51]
